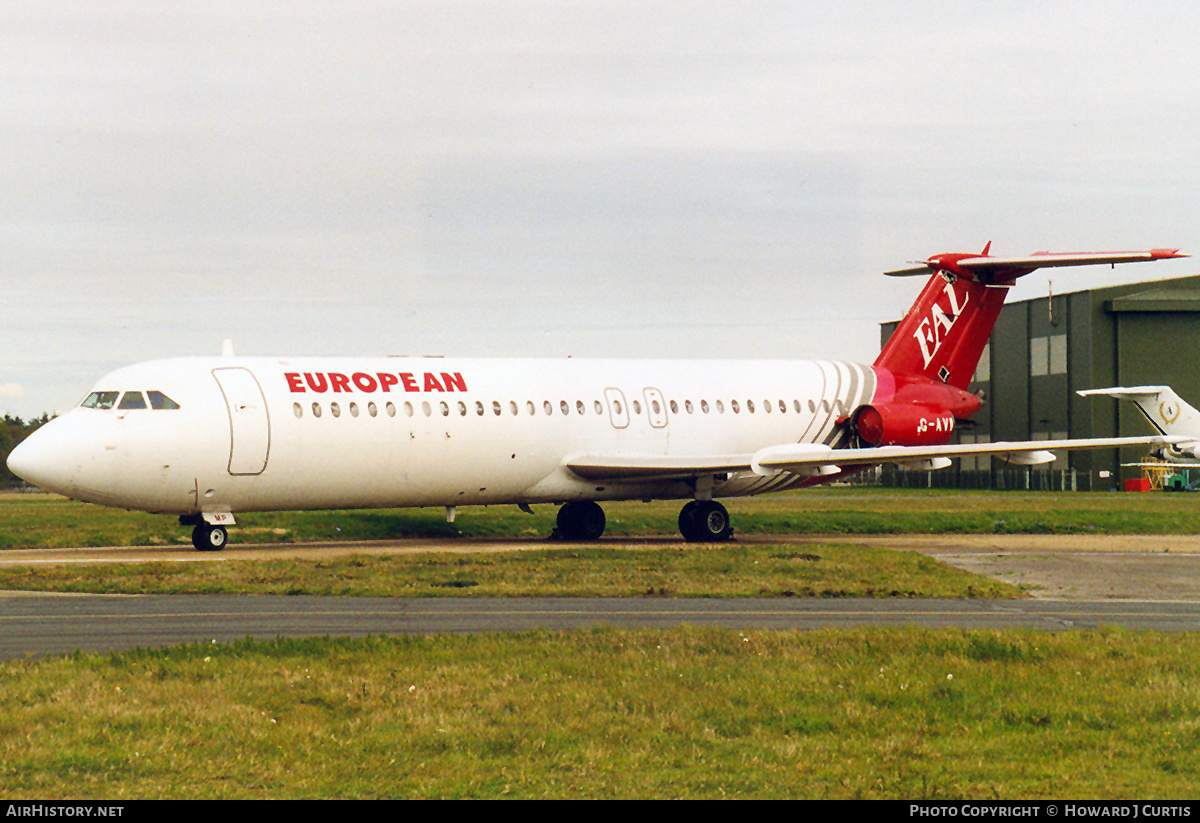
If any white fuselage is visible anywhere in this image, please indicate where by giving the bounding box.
[14,356,880,516]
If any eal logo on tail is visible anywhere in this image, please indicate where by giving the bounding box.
[913,274,968,368]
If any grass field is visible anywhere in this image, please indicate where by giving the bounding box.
[4,629,1200,799]
[0,541,1021,598]
[3,485,1198,550]
[2,486,1199,799]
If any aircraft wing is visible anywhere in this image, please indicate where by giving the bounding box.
[1121,462,1197,468]
[565,435,1183,482]
[750,436,1184,475]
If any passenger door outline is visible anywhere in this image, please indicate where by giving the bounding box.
[212,367,271,476]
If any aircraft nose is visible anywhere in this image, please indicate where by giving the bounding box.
[6,423,77,495]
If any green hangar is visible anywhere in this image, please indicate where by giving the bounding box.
[880,273,1200,490]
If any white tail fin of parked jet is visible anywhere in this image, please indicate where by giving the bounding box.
[1079,386,1200,463]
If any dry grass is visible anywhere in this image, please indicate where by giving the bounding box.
[0,542,1021,598]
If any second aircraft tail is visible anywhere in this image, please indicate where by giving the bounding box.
[1078,386,1200,438]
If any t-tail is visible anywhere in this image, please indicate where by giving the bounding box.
[1078,385,1200,462]
[875,245,1186,390]
[846,245,1186,450]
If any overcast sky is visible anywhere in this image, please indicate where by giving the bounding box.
[4,1,1199,419]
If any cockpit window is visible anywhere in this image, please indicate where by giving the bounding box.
[81,391,120,410]
[80,390,180,411]
[118,392,147,410]
[148,391,180,410]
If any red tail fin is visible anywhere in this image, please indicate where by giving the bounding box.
[875,246,1186,389]
[874,269,1002,389]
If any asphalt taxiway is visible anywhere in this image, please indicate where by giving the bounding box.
[5,592,1200,659]
[2,533,1199,658]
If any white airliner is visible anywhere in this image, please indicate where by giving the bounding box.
[1079,385,1200,464]
[7,246,1186,550]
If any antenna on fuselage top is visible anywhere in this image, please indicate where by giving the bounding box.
[222,339,234,357]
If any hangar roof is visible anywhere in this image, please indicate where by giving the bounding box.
[1105,288,1200,313]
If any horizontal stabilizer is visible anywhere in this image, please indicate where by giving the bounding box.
[886,248,1185,282]
[884,263,939,277]
[1077,386,1169,401]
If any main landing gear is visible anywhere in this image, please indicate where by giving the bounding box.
[556,500,607,541]
[553,499,733,543]
[677,500,734,542]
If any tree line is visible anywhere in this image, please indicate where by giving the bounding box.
[1,414,51,487]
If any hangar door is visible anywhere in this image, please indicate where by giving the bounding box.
[212,367,271,476]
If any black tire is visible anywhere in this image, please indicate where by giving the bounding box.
[678,500,701,541]
[192,524,228,552]
[679,500,732,542]
[556,501,606,540]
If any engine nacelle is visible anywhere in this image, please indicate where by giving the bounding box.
[853,403,957,447]
[1161,440,1200,460]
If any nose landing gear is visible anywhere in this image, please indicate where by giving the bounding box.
[180,513,233,552]
[191,523,228,552]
